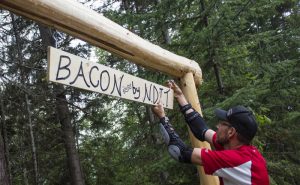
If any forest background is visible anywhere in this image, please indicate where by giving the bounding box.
[0,0,299,185]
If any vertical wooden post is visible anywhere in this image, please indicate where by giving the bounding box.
[180,72,219,185]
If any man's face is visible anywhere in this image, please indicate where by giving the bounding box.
[216,121,232,146]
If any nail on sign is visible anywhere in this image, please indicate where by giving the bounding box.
[47,47,174,109]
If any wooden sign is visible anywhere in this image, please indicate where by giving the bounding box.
[47,47,174,109]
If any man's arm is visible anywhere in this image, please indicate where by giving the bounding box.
[204,130,215,145]
[158,115,207,165]
[152,101,193,163]
[152,100,208,166]
[168,80,215,145]
[179,101,215,145]
[191,148,203,165]
[158,116,193,163]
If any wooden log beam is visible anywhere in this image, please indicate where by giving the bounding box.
[180,72,219,185]
[0,0,202,85]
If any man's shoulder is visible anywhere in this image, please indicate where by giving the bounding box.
[240,145,261,153]
[239,145,267,162]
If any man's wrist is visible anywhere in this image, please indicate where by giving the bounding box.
[159,116,169,123]
[159,114,166,119]
[176,95,188,106]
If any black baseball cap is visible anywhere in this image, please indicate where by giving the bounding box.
[215,105,258,141]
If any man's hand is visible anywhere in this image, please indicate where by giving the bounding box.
[167,80,183,98]
[152,100,166,118]
[167,80,189,106]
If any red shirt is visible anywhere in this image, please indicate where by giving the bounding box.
[201,133,269,185]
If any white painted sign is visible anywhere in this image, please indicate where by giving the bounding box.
[47,47,174,109]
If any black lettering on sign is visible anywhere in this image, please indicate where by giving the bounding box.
[132,82,140,99]
[56,55,71,80]
[143,83,152,102]
[152,85,159,104]
[110,74,124,96]
[70,61,90,87]
[159,88,163,99]
[89,66,99,87]
[100,70,110,91]
[164,89,170,107]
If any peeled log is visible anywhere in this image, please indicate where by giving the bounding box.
[0,0,202,85]
[180,73,219,185]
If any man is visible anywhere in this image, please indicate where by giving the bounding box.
[152,80,269,185]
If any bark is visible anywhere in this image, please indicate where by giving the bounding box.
[25,94,39,185]
[146,106,159,144]
[199,0,208,27]
[21,166,30,185]
[0,99,10,185]
[213,61,224,94]
[56,88,85,185]
[38,25,85,185]
[209,48,224,94]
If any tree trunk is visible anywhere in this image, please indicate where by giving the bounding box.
[25,94,39,185]
[199,0,208,27]
[38,25,85,185]
[213,60,224,94]
[0,99,10,185]
[199,0,224,94]
[146,106,159,144]
[56,87,85,185]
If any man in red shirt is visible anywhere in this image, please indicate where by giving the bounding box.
[152,81,269,185]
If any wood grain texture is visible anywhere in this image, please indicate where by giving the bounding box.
[0,0,202,85]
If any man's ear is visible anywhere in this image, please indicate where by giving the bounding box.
[227,127,237,138]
